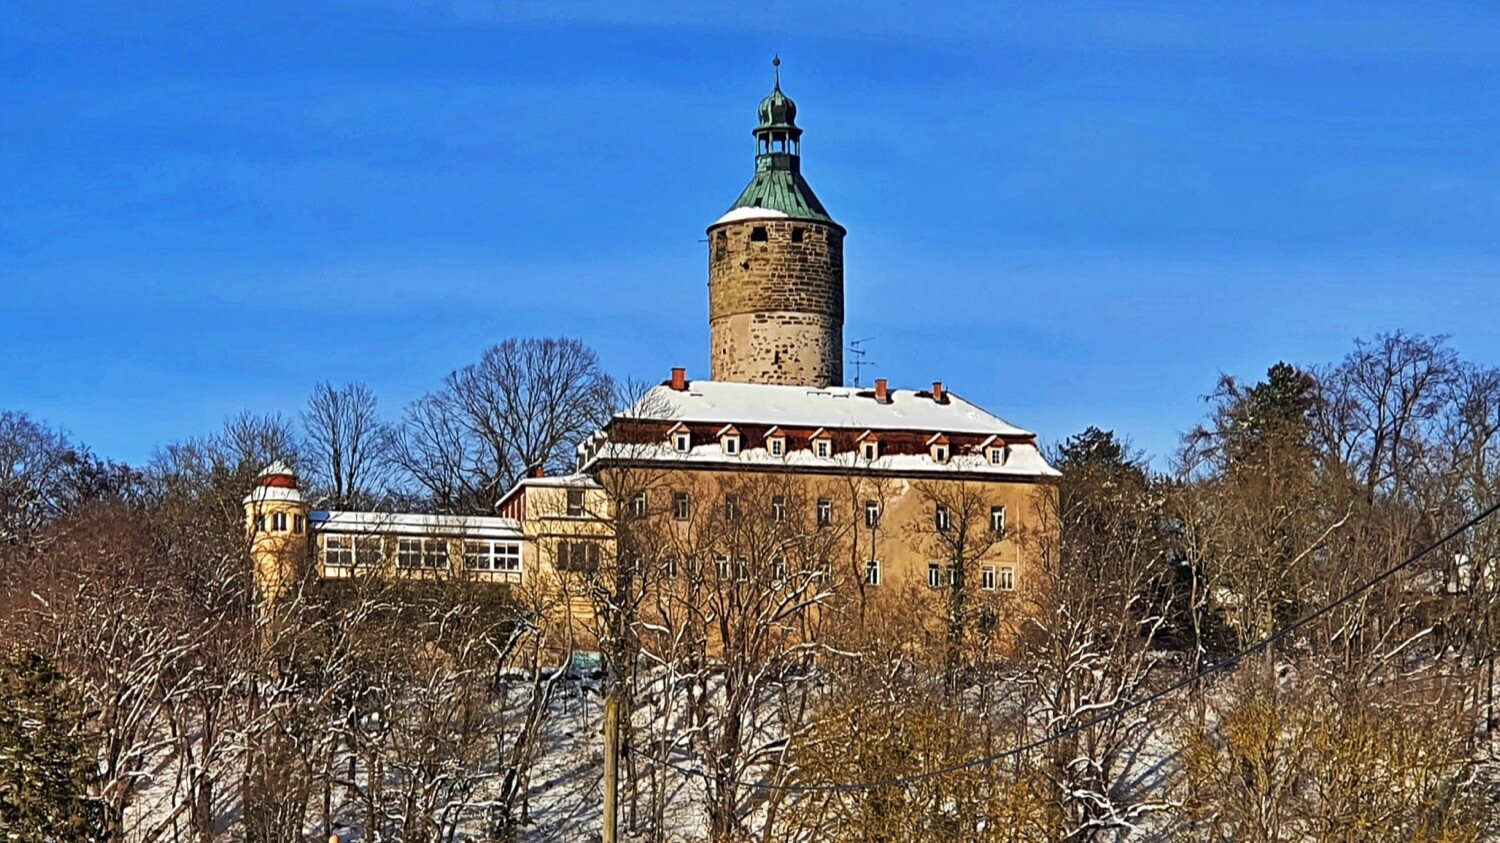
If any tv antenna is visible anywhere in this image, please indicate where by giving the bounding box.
[846,337,877,387]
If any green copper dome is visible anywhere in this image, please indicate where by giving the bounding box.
[716,61,839,228]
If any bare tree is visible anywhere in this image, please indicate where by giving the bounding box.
[392,338,615,514]
[301,382,393,508]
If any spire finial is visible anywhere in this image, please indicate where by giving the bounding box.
[772,54,781,89]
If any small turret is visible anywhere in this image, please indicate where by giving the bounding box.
[244,461,309,602]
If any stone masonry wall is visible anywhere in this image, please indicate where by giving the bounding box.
[708,218,844,387]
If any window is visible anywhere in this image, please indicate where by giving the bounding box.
[864,559,882,587]
[933,445,949,463]
[715,556,730,579]
[999,565,1016,591]
[770,556,787,582]
[557,541,601,573]
[255,514,266,532]
[324,535,354,567]
[272,511,288,532]
[771,495,786,523]
[769,438,784,456]
[631,492,647,518]
[566,489,585,517]
[673,432,691,453]
[928,562,942,589]
[736,558,749,581]
[724,494,740,522]
[864,500,880,528]
[327,535,383,567]
[791,227,805,243]
[673,491,691,521]
[815,439,831,458]
[293,514,304,534]
[663,555,679,579]
[861,441,878,460]
[935,504,952,532]
[355,536,382,566]
[989,447,1005,465]
[398,538,448,569]
[816,497,832,527]
[722,435,740,455]
[981,565,997,591]
[814,557,832,582]
[465,540,521,572]
[990,506,1006,537]
[750,225,768,242]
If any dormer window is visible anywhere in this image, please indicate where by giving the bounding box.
[668,423,691,453]
[765,426,786,457]
[989,447,1005,465]
[927,433,951,464]
[717,424,741,456]
[856,431,879,461]
[810,429,832,459]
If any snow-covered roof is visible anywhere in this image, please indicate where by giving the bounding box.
[587,441,1060,478]
[243,485,303,505]
[711,206,790,226]
[258,460,296,478]
[310,510,522,540]
[623,380,1036,438]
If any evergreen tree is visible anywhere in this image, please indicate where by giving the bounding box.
[0,648,102,841]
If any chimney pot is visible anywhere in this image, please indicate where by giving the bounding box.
[874,378,889,403]
[932,381,945,403]
[670,367,687,391]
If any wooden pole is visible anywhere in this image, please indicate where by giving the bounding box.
[604,695,620,843]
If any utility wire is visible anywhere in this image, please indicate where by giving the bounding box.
[635,499,1500,794]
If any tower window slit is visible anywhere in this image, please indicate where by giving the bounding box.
[750,226,768,242]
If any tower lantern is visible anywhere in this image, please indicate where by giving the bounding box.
[708,59,846,388]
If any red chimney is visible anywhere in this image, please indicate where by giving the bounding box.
[932,381,945,403]
[874,378,890,403]
[670,367,687,391]
[529,464,546,479]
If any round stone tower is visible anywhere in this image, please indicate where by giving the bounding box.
[243,460,309,603]
[708,60,846,388]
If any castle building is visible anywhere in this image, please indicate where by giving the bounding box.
[247,67,1059,623]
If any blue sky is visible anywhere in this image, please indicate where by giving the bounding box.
[4,1,1499,467]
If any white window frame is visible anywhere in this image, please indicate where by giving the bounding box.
[715,556,731,580]
[272,511,288,532]
[864,559,882,587]
[398,537,449,570]
[935,504,951,532]
[770,556,787,582]
[673,491,691,521]
[566,489,586,517]
[768,437,785,457]
[932,444,949,463]
[722,435,740,455]
[990,505,1006,537]
[724,494,740,522]
[864,500,880,528]
[999,564,1016,591]
[673,432,691,453]
[771,495,787,523]
[981,564,997,591]
[816,497,832,526]
[861,440,878,460]
[323,534,355,567]
[927,562,941,589]
[815,439,831,458]
[988,447,1005,465]
[631,492,647,517]
[464,540,521,573]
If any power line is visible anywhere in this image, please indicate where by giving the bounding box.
[635,499,1500,794]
